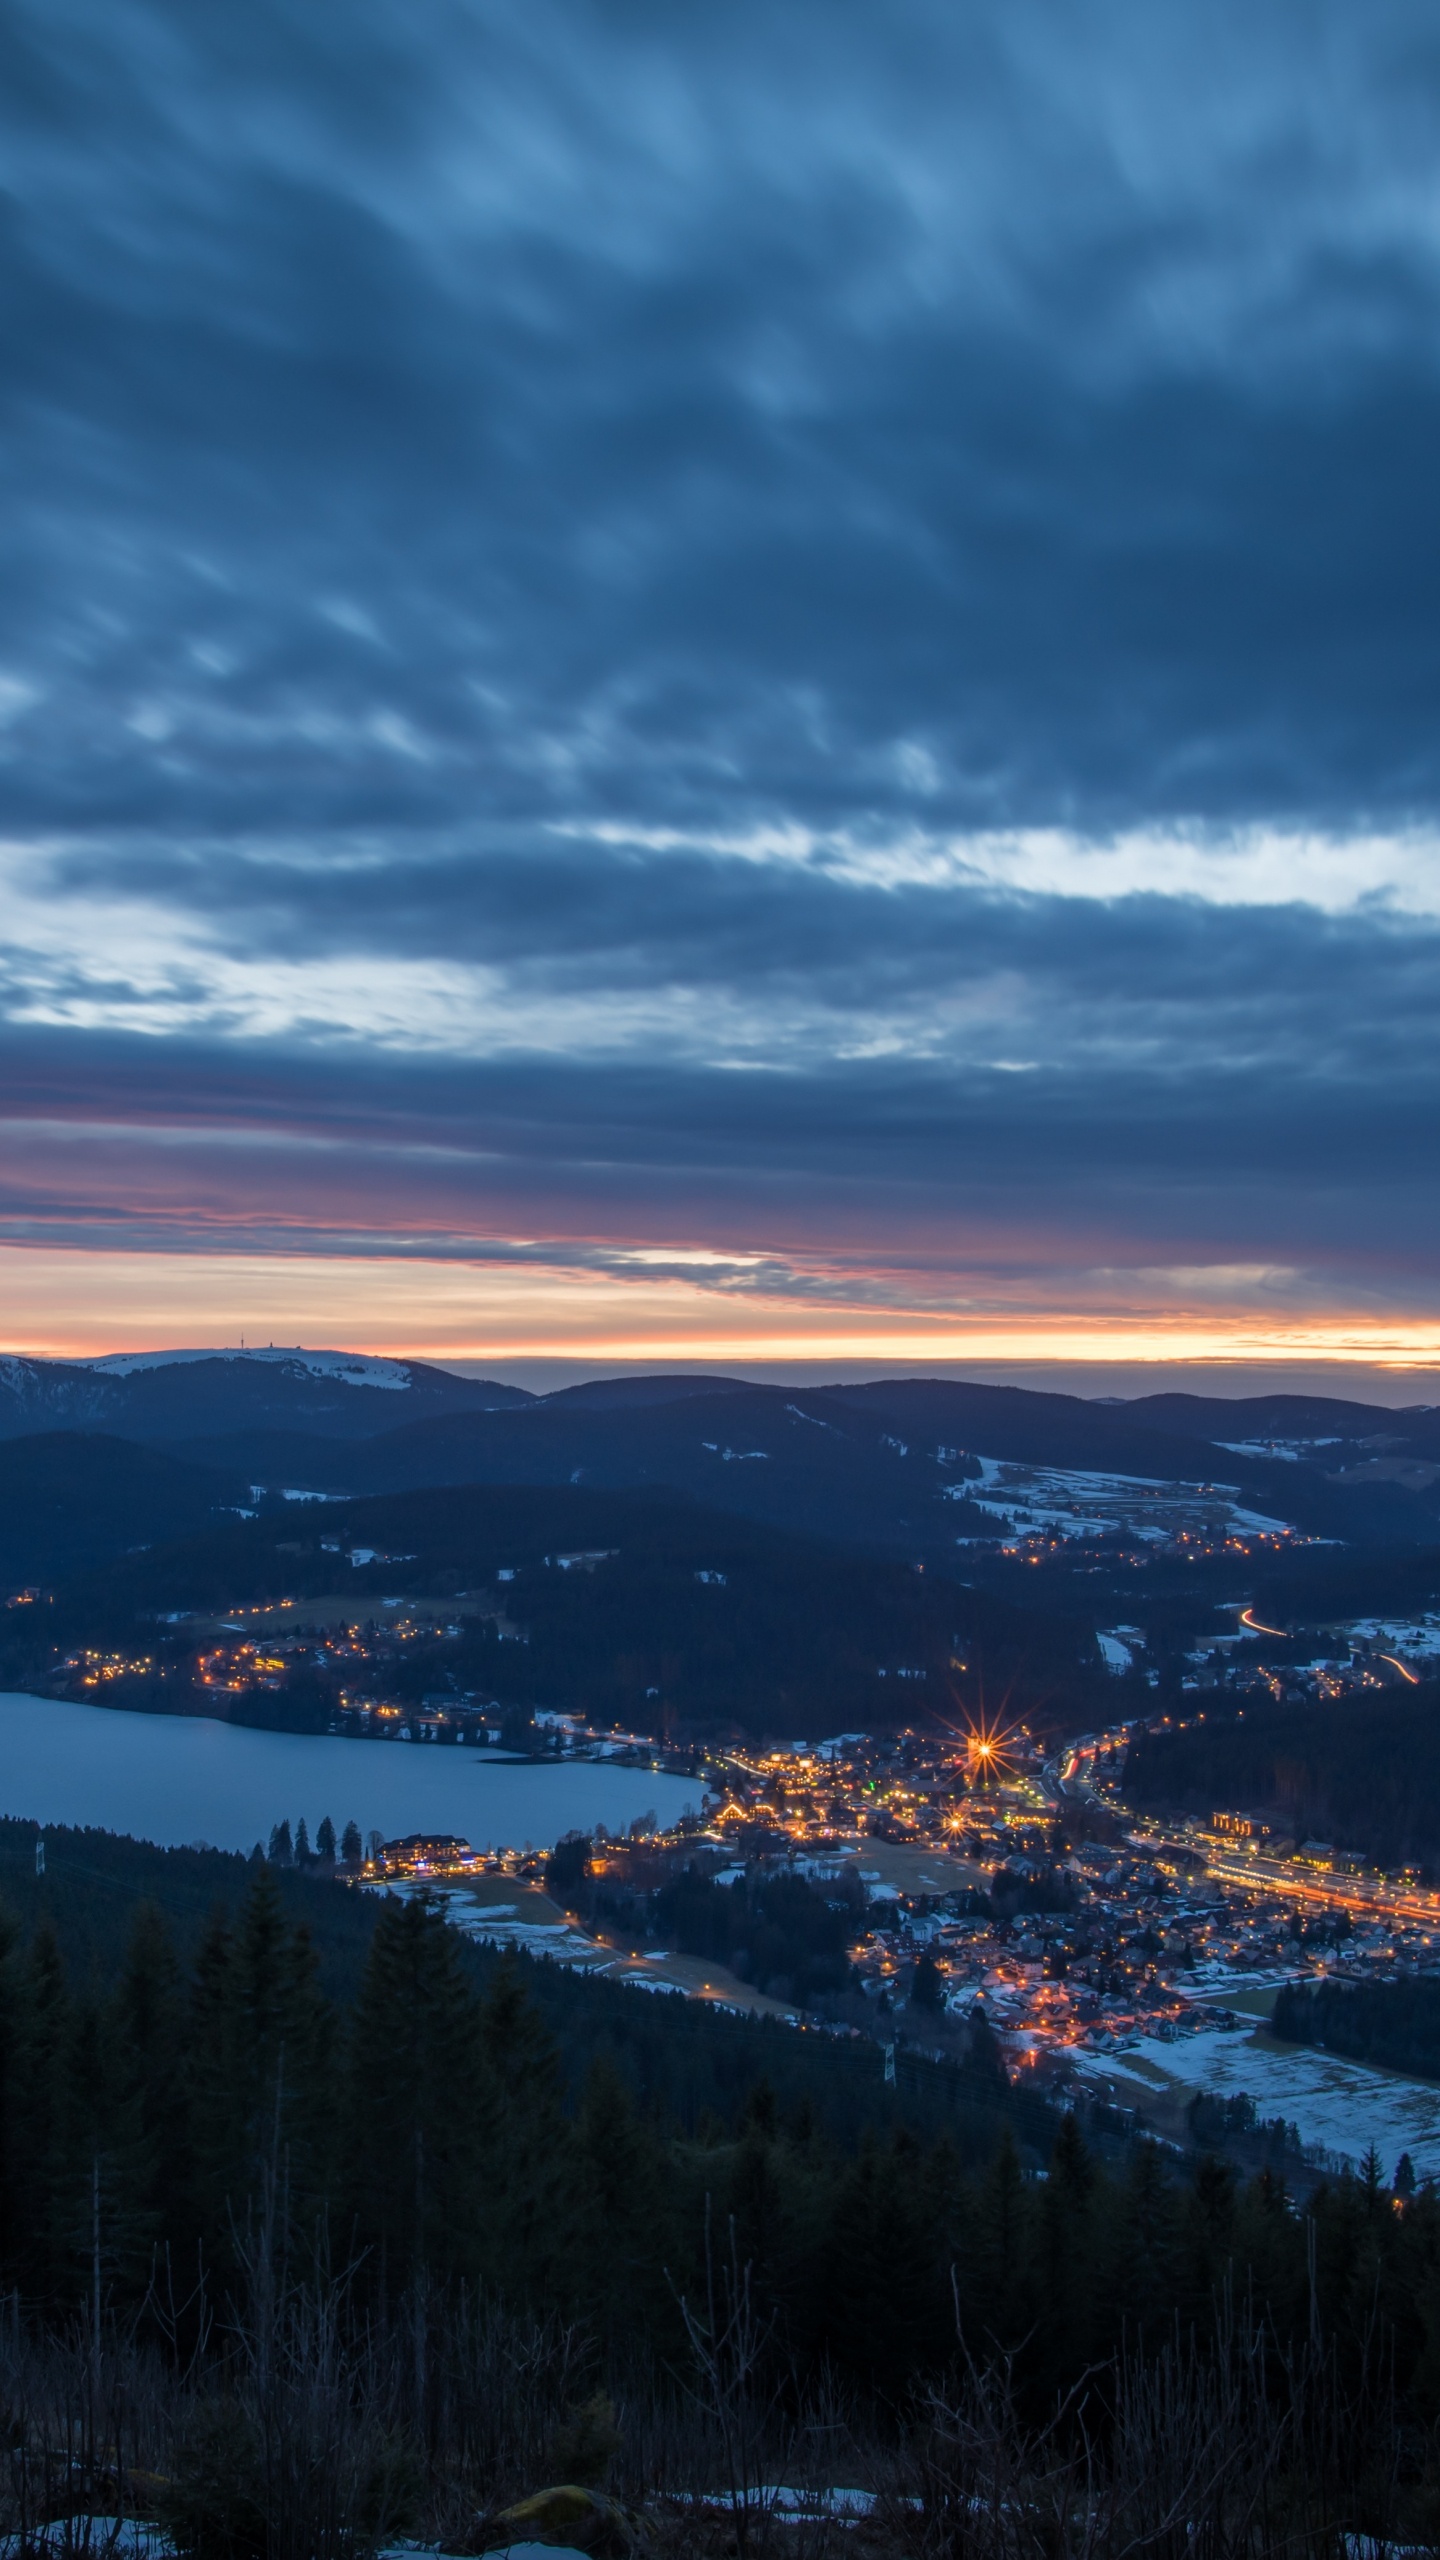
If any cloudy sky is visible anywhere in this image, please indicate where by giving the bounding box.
[2,0,1439,1366]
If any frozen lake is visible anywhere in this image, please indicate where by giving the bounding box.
[0,1691,700,1855]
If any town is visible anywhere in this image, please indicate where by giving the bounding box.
[34,1547,1440,2175]
[341,1685,1440,2172]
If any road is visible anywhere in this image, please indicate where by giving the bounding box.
[1172,1840,1440,1927]
[1044,1720,1440,1927]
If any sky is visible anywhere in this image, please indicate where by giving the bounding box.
[2,0,1440,1370]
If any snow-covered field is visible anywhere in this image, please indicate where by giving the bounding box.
[1347,1615,1440,1660]
[1075,2023,1440,2180]
[942,1456,1293,1545]
[1216,1438,1341,1462]
[407,1880,784,2014]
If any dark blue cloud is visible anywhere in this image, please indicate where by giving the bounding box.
[1,0,1438,1310]
[2,0,1440,839]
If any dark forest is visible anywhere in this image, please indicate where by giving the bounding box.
[5,1828,1440,2558]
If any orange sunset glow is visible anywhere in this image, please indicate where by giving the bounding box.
[2,1245,1439,1372]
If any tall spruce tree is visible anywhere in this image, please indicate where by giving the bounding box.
[0,1904,25,2277]
[966,2126,1035,2357]
[108,1902,192,2282]
[475,1953,570,2300]
[184,1870,336,2253]
[19,1921,75,2300]
[567,2054,676,2343]
[344,1894,490,2293]
[186,1901,242,2246]
[1035,2112,1097,2387]
[819,2127,946,2388]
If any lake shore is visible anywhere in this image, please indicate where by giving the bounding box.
[0,1690,700,1855]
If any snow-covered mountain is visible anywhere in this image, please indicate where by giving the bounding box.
[0,1349,532,1442]
[83,1347,420,1389]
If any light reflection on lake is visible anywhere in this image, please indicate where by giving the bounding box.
[0,1691,698,1853]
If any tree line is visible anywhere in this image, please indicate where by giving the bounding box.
[1124,1684,1440,1870]
[5,1857,1440,2434]
[1276,1974,1440,2084]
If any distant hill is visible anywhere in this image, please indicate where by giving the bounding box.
[1120,1388,1440,1451]
[7,1363,1440,1736]
[25,1479,1103,1739]
[0,1432,243,1587]
[540,1372,757,1411]
[4,1354,1440,1579]
[0,1349,531,1442]
[159,1374,1440,1554]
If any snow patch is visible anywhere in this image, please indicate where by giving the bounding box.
[0,2525,173,2558]
[79,1346,418,1388]
[1218,1438,1343,1461]
[1077,2022,1440,2180]
[941,1455,1293,1545]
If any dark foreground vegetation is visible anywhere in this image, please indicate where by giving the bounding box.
[4,1830,1440,2557]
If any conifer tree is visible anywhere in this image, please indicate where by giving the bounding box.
[185,1870,335,2243]
[741,2079,778,2140]
[341,1821,362,1862]
[1034,2114,1096,2386]
[723,2104,812,2358]
[1234,2161,1299,2332]
[109,1902,192,2278]
[964,2002,1009,2097]
[62,1989,118,2306]
[968,2127,1034,2354]
[19,1921,75,2299]
[819,2127,945,2387]
[185,1902,242,2244]
[231,1863,334,2209]
[1178,2149,1238,2331]
[316,1817,337,1863]
[910,1951,946,2012]
[1099,2139,1182,2345]
[567,2054,675,2342]
[0,1904,26,2275]
[345,1894,489,2291]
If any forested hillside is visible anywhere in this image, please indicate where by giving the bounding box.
[0,1820,1023,2153]
[0,1484,1102,1739]
[0,1824,1439,2555]
[1124,1685,1440,1867]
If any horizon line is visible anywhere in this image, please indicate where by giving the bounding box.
[7,1333,1440,1372]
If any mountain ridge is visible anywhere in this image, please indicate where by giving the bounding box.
[0,1351,531,1443]
[3,1353,1440,1569]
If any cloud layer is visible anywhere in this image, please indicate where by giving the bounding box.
[1,0,1438,1344]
